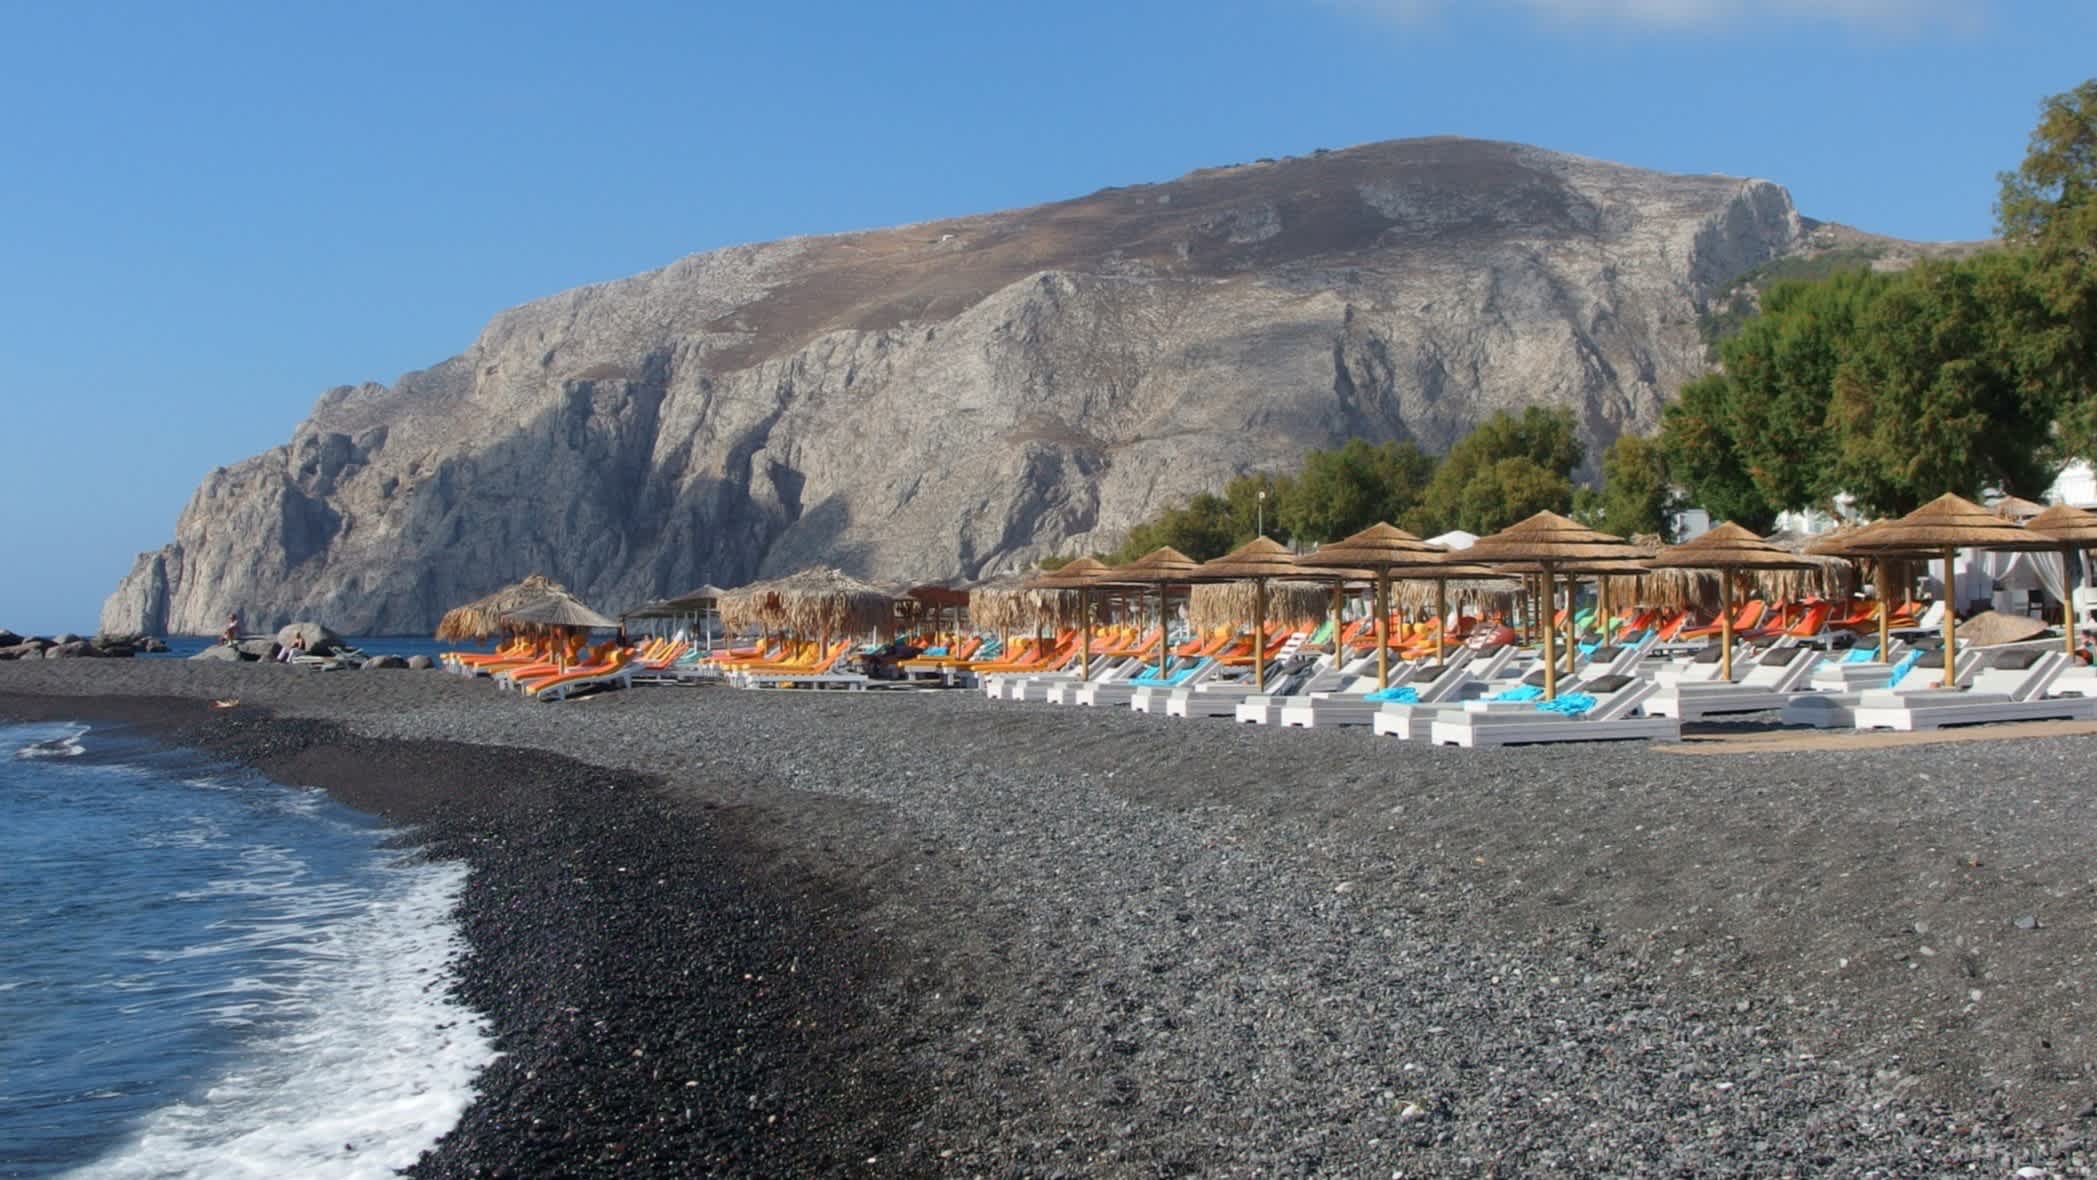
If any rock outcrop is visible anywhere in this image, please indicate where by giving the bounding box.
[104,136,1824,635]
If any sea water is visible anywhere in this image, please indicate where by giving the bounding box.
[0,722,495,1179]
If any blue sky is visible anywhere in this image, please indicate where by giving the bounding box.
[1,0,2090,633]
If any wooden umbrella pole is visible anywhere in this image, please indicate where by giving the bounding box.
[1596,572,1610,644]
[1876,558,1892,663]
[1719,567,1735,682]
[1540,566,1559,701]
[1156,587,1169,679]
[2066,545,2079,658]
[1079,587,1092,680]
[1943,546,1958,688]
[1374,569,1391,690]
[1327,583,1344,655]
[1253,579,1267,692]
[1435,580,1448,665]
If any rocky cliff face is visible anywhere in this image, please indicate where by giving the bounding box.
[105,136,1812,635]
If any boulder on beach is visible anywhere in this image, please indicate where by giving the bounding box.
[0,643,43,661]
[45,641,103,659]
[190,642,248,662]
[0,629,21,648]
[137,636,169,653]
[405,654,435,670]
[274,622,344,657]
[364,654,409,670]
[52,633,82,646]
[236,638,280,660]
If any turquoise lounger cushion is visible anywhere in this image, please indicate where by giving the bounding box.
[1889,649,1925,685]
[1487,684,1544,702]
[924,646,948,656]
[1537,692,1597,715]
[1842,646,1876,664]
[1366,684,1418,703]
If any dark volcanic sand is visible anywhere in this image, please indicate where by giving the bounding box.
[5,660,2096,1177]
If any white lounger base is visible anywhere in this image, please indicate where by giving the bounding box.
[1645,690,1802,720]
[1276,698,1382,728]
[1852,694,2096,731]
[1429,714,1680,748]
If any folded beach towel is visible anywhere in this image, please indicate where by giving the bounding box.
[1487,684,1544,702]
[1366,684,1418,703]
[1536,692,1597,716]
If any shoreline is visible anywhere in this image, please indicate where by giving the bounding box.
[0,692,920,1176]
[6,661,2097,1174]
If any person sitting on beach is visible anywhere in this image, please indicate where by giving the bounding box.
[220,613,240,644]
[277,633,307,664]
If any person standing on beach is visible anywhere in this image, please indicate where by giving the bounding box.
[220,613,239,644]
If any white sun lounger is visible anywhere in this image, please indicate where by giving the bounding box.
[1808,640,1912,692]
[1778,647,1987,728]
[1276,647,1502,729]
[1645,645,1817,720]
[1428,675,1680,748]
[1230,652,1379,723]
[1851,649,2094,731]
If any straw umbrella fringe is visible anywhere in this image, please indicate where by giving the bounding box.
[1189,580,1331,632]
[717,567,896,638]
[435,573,573,641]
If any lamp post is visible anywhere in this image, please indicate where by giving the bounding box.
[1256,489,1267,539]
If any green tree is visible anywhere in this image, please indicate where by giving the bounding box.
[1658,375,1777,531]
[1997,78,2097,460]
[1109,492,1239,563]
[1413,407,1583,535]
[1578,432,1676,537]
[1276,438,1435,543]
[1826,255,2061,514]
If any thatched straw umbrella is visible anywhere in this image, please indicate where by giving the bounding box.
[435,573,572,641]
[1460,513,1649,700]
[502,593,621,632]
[902,583,971,646]
[717,568,895,652]
[1807,521,1922,662]
[2024,503,2097,657]
[1187,537,1303,692]
[969,572,1059,649]
[1297,523,1445,690]
[1841,494,2055,687]
[1644,523,1816,681]
[1754,532,1857,605]
[1098,548,1200,679]
[1027,557,1117,678]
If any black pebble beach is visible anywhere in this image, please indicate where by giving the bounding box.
[4,659,2095,1177]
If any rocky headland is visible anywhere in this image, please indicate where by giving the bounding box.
[102,136,1870,636]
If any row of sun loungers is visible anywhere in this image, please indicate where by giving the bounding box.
[976,607,2093,745]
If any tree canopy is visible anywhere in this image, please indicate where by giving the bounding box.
[1658,77,2097,519]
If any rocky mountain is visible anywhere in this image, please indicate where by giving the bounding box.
[107,136,1824,635]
